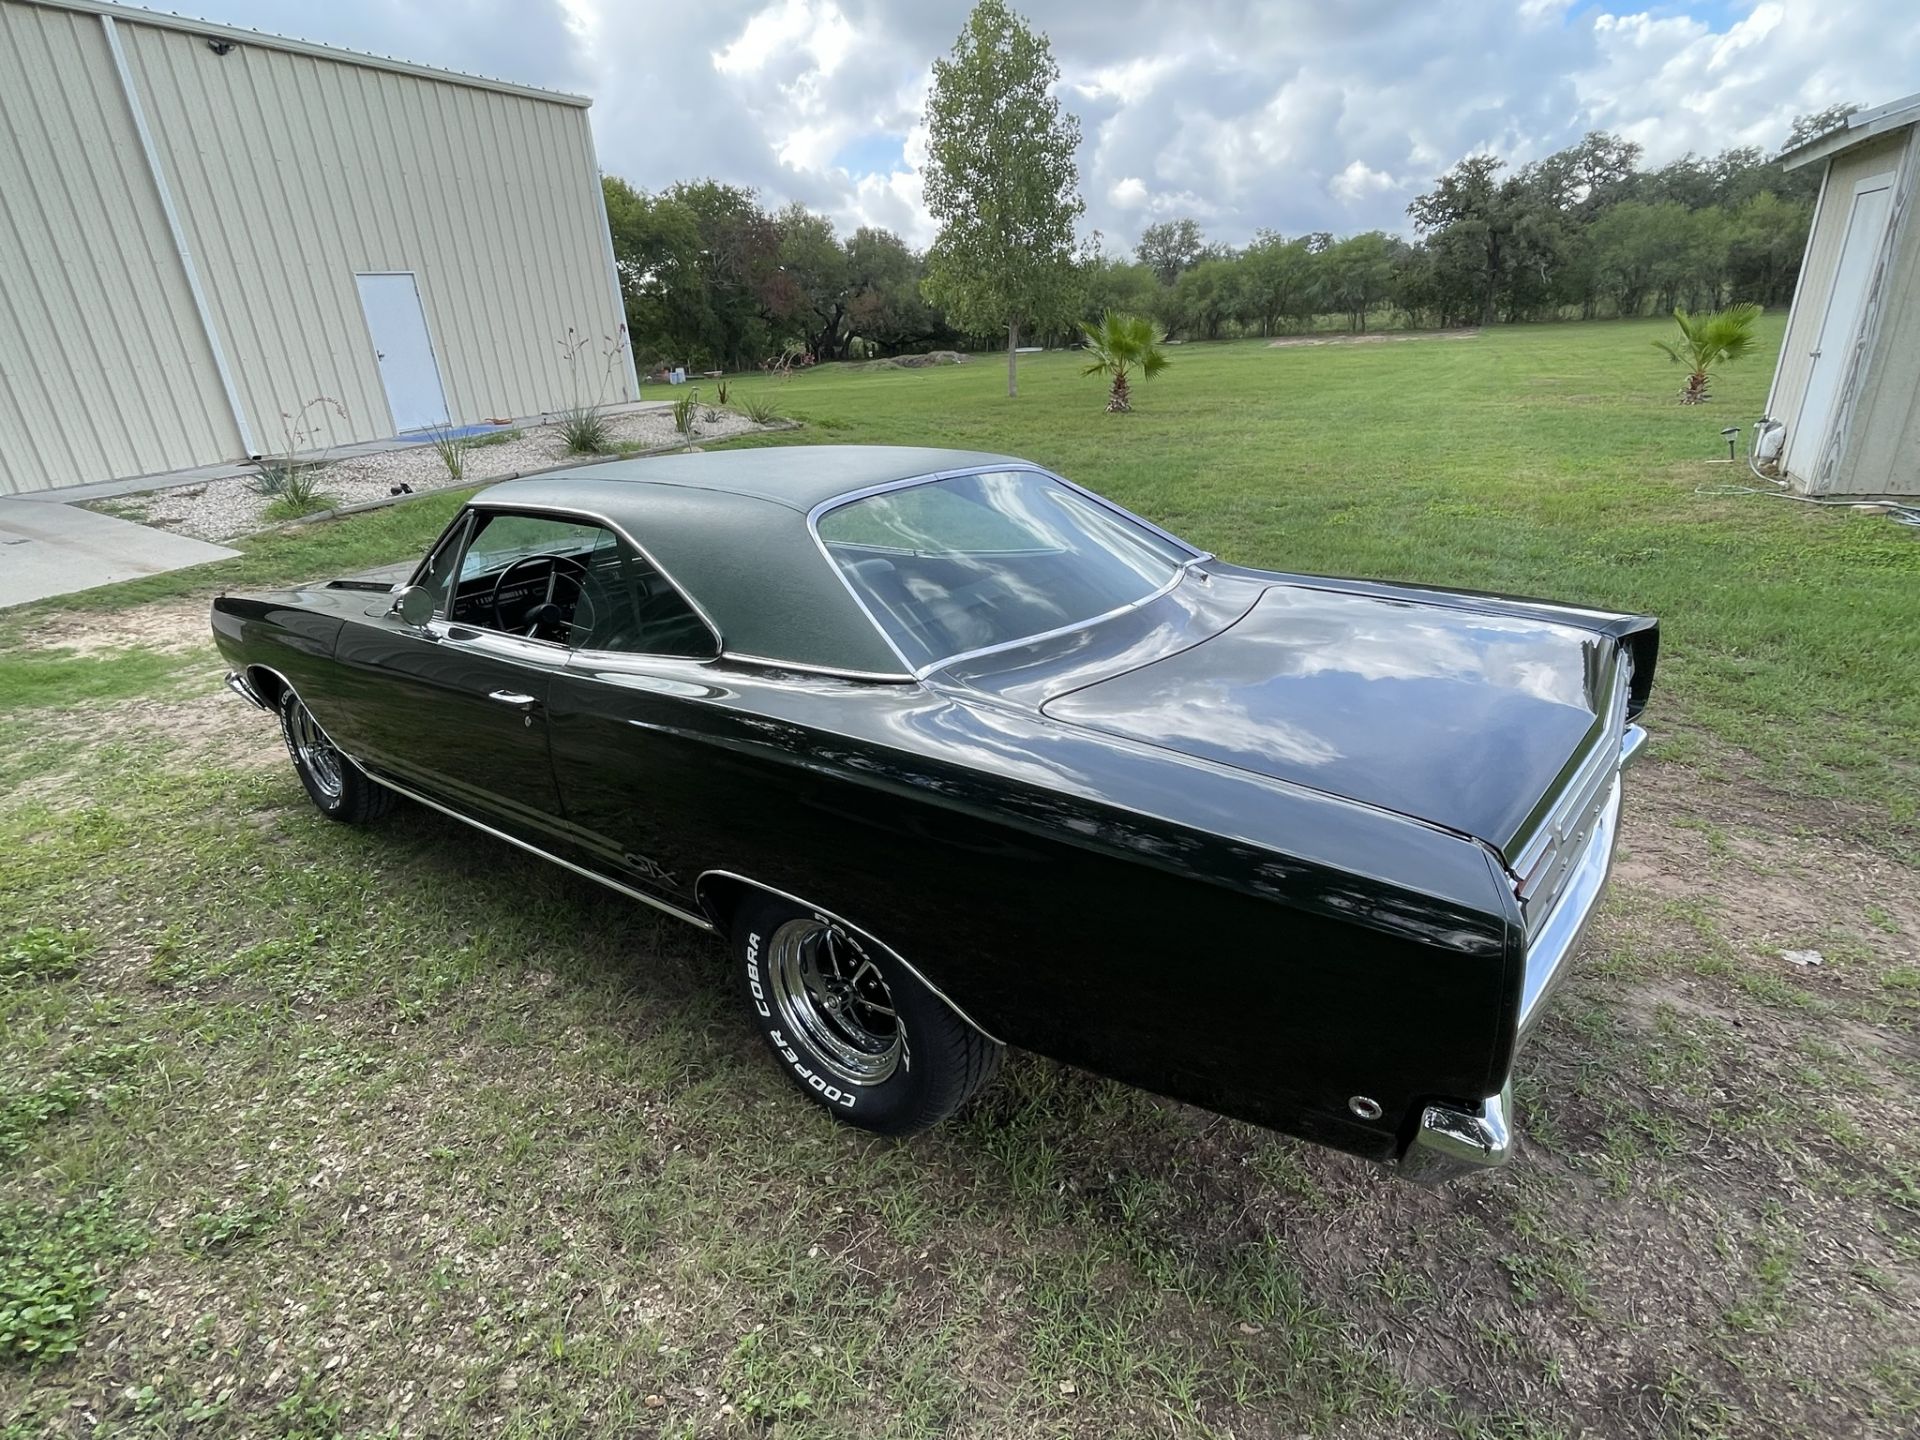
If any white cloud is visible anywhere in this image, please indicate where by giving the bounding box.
[194,0,1920,251]
[713,0,855,77]
[1329,160,1396,205]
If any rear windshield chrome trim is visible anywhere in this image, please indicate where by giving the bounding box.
[914,559,1207,680]
[720,652,918,683]
[805,463,1209,680]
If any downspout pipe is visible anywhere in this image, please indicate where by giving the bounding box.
[101,14,257,456]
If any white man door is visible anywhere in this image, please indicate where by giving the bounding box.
[1787,177,1893,482]
[355,272,450,433]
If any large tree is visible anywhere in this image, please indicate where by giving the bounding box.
[1135,218,1205,284]
[921,0,1084,396]
[1407,154,1518,326]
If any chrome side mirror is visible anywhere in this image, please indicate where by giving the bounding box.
[391,584,434,627]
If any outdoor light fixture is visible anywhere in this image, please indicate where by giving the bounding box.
[1720,426,1740,462]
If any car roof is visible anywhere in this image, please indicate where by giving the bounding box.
[468,445,1029,676]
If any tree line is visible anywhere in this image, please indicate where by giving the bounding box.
[601,81,1853,368]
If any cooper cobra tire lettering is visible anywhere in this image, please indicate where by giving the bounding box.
[745,930,771,1018]
[768,1028,857,1107]
[730,892,1001,1137]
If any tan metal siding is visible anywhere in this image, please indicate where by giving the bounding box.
[1833,147,1920,496]
[1770,131,1909,454]
[118,20,632,452]
[0,2,239,495]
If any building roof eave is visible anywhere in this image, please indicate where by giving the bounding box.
[1776,93,1920,171]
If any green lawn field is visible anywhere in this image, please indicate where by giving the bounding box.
[3,318,1916,1438]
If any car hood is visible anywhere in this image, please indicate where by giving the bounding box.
[1040,582,1617,849]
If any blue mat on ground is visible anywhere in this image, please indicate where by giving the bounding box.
[395,423,511,443]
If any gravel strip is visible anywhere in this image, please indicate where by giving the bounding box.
[100,408,772,543]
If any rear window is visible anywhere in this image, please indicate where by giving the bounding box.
[816,470,1194,671]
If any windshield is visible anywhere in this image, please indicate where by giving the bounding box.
[816,470,1196,671]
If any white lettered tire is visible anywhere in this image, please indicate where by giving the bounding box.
[733,892,1001,1136]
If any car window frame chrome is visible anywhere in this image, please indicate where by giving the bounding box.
[406,499,726,662]
[805,462,1212,681]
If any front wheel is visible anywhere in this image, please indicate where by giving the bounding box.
[733,893,1001,1136]
[277,689,394,824]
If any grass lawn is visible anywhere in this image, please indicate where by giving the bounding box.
[3,318,1917,1437]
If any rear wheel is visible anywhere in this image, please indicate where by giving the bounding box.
[277,689,394,824]
[733,892,1001,1136]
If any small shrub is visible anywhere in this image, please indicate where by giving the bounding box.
[427,429,468,479]
[554,324,631,455]
[245,397,346,508]
[558,404,611,455]
[703,406,722,423]
[672,388,699,439]
[261,489,337,524]
[715,379,731,406]
[1,927,86,984]
[737,393,783,425]
[0,1084,82,1160]
[1654,304,1762,404]
[0,1195,138,1363]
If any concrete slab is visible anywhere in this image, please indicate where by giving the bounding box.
[0,499,238,610]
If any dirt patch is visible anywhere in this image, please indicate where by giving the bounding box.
[1267,328,1481,349]
[12,595,215,657]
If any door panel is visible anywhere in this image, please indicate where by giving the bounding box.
[1788,181,1891,479]
[356,272,449,433]
[546,658,726,905]
[329,616,567,842]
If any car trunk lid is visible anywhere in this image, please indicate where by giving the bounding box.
[1040,582,1619,851]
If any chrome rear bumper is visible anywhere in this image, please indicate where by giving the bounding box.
[1400,723,1646,1182]
[225,669,270,712]
[1400,1083,1513,1183]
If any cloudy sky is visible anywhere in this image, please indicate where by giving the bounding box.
[200,0,1915,251]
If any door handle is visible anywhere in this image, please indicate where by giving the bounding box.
[488,690,537,710]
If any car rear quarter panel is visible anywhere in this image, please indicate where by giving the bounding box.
[549,661,1521,1160]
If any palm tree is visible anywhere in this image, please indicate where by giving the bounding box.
[1080,311,1169,413]
[1654,303,1763,404]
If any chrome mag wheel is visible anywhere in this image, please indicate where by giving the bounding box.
[285,700,344,801]
[765,916,903,1085]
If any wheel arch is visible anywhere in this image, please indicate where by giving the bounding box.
[694,869,1005,1047]
[241,662,295,709]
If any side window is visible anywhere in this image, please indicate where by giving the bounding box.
[444,508,714,657]
[413,512,471,616]
[576,536,717,659]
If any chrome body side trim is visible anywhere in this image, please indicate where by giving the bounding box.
[368,771,714,931]
[694,869,1006,1046]
[1399,1082,1514,1182]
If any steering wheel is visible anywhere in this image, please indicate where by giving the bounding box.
[488,553,599,642]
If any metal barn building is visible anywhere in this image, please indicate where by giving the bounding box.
[0,0,636,497]
[1765,94,1920,497]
